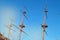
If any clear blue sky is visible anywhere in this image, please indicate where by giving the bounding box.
[0,0,60,40]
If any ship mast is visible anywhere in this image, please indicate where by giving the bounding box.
[41,0,48,40]
[19,5,26,40]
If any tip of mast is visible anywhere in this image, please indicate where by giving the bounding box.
[44,0,48,13]
[23,5,26,16]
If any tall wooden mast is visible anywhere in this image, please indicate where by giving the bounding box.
[19,5,27,40]
[41,0,48,40]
